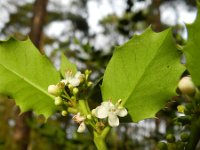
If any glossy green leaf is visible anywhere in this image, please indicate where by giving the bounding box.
[101,27,185,122]
[183,4,200,86]
[0,38,60,118]
[60,53,77,77]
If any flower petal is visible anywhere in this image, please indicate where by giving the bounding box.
[108,113,119,127]
[61,79,67,84]
[75,71,81,78]
[73,113,85,123]
[101,101,114,109]
[77,122,86,133]
[69,78,80,87]
[117,108,128,117]
[95,105,109,119]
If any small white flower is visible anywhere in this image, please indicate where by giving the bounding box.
[72,112,86,123]
[77,122,86,133]
[62,71,84,87]
[73,112,86,133]
[92,100,128,127]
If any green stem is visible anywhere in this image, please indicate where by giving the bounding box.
[77,99,110,150]
[93,127,110,150]
[94,134,107,150]
[78,99,90,115]
[67,107,78,114]
[78,99,95,128]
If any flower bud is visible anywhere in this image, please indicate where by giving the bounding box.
[71,96,76,100]
[178,76,196,95]
[91,109,96,116]
[87,81,93,87]
[54,97,63,105]
[85,69,92,76]
[87,114,92,120]
[68,84,74,90]
[73,87,79,95]
[85,69,92,80]
[61,110,68,116]
[48,85,62,96]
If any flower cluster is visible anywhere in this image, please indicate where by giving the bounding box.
[92,99,128,127]
[48,69,128,134]
[48,69,92,112]
[48,69,93,133]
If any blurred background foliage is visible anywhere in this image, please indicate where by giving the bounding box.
[0,0,199,149]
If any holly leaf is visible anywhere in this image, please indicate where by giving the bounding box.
[60,53,77,78]
[183,4,200,86]
[0,38,60,118]
[101,27,185,122]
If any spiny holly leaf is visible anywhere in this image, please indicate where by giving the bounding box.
[183,4,200,86]
[60,53,77,78]
[0,38,60,118]
[101,27,185,122]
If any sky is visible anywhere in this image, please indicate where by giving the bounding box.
[0,0,197,41]
[45,0,197,40]
[160,0,197,25]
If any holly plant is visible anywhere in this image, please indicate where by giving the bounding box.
[0,3,200,150]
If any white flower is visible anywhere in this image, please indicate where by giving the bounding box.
[73,112,86,133]
[77,122,86,133]
[61,71,84,87]
[72,112,86,123]
[92,100,128,127]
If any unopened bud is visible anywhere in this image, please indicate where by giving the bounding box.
[54,97,63,105]
[61,110,68,116]
[87,114,92,120]
[85,69,92,76]
[91,109,96,116]
[68,84,74,90]
[85,70,92,80]
[87,81,93,87]
[178,76,196,95]
[48,85,62,96]
[71,96,76,100]
[73,88,79,95]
